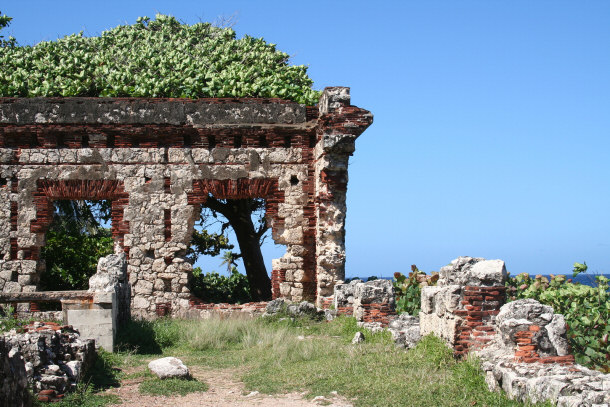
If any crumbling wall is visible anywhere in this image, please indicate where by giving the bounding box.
[333,279,396,327]
[0,89,372,318]
[2,322,95,403]
[0,335,31,407]
[417,257,610,406]
[419,256,507,355]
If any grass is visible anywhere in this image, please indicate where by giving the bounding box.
[43,314,550,407]
[139,377,208,396]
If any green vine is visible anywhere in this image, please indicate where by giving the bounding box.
[0,14,320,104]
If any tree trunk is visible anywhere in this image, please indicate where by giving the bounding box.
[203,198,272,301]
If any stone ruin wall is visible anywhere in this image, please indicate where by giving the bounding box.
[0,87,372,318]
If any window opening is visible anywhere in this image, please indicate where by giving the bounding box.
[39,200,113,291]
[188,196,281,303]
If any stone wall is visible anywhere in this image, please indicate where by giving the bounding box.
[333,279,396,327]
[0,89,372,318]
[418,256,610,406]
[2,321,96,402]
[419,256,507,356]
[0,335,31,407]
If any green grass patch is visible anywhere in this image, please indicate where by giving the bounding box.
[139,377,208,396]
[103,315,550,406]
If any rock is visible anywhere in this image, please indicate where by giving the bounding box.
[495,299,568,356]
[64,361,83,381]
[388,314,421,349]
[265,299,322,319]
[352,331,365,344]
[438,257,506,287]
[265,298,286,314]
[148,357,190,380]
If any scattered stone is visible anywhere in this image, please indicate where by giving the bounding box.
[148,357,190,380]
[264,299,323,319]
[351,331,365,344]
[0,325,95,402]
[245,391,260,397]
[388,314,421,349]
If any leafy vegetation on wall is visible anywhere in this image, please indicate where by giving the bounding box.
[0,14,320,105]
[506,263,610,372]
[393,265,439,316]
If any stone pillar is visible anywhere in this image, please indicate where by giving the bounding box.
[314,87,373,304]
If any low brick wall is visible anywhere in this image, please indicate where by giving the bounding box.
[454,286,505,356]
[180,298,268,318]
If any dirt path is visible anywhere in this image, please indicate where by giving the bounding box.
[107,367,353,407]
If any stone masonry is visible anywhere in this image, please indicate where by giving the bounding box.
[419,256,507,356]
[0,88,372,318]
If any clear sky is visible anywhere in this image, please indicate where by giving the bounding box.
[2,1,609,278]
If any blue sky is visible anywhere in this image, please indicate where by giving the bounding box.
[3,1,609,278]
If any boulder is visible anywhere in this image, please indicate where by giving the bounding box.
[148,357,190,380]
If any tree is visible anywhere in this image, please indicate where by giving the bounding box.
[201,197,271,301]
[0,11,16,47]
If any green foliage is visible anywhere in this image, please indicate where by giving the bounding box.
[40,227,113,290]
[0,11,16,48]
[139,377,208,396]
[0,305,36,333]
[506,263,610,372]
[393,265,439,316]
[0,13,320,104]
[191,267,252,303]
[116,318,184,354]
[187,230,234,259]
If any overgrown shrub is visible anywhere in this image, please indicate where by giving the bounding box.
[190,267,252,303]
[506,263,610,372]
[0,14,320,104]
[393,265,439,316]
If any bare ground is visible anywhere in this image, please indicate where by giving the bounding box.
[107,366,353,407]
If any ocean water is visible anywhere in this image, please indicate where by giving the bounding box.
[361,274,610,288]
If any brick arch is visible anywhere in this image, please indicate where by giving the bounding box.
[27,179,130,261]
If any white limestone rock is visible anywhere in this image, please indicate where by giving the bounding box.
[148,357,190,380]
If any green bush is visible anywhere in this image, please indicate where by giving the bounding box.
[191,267,252,303]
[393,265,439,316]
[0,14,319,105]
[506,263,610,372]
[40,227,113,290]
